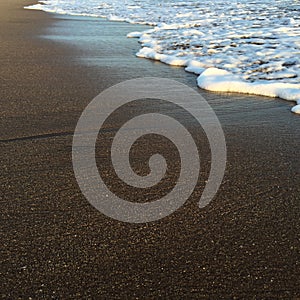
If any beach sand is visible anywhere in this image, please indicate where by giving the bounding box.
[0,0,299,298]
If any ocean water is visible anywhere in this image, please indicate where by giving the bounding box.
[25,0,300,113]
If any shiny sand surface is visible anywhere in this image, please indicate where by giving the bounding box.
[0,1,299,298]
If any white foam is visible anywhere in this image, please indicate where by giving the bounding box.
[127,32,143,38]
[292,104,300,114]
[197,67,300,98]
[185,61,206,75]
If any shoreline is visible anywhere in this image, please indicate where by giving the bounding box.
[25,2,300,114]
[1,0,299,298]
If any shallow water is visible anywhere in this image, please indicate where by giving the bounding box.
[26,0,300,84]
[26,1,300,112]
[39,15,298,125]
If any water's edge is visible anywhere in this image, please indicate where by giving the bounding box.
[25,2,300,114]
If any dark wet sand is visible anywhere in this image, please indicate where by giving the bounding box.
[0,0,299,298]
